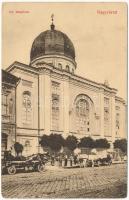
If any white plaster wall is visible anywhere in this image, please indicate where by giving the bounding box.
[115,100,127,139]
[69,81,101,137]
[9,68,38,131]
[17,135,39,156]
[8,63,127,153]
[62,76,70,137]
[39,69,51,135]
[31,56,76,74]
[50,76,64,132]
[39,74,44,131]
[110,95,116,142]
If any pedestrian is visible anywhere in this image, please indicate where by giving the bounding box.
[64,154,68,167]
[51,154,55,166]
[74,154,78,165]
[92,159,94,167]
[69,154,73,167]
[59,154,63,167]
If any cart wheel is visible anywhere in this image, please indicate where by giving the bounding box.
[37,164,44,172]
[85,162,88,168]
[25,166,29,172]
[108,161,112,166]
[7,165,16,175]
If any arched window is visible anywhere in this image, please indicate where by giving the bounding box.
[2,93,8,115]
[58,63,62,70]
[9,98,13,115]
[51,81,60,131]
[22,91,32,123]
[76,99,89,134]
[104,97,110,136]
[66,65,70,72]
[24,140,31,156]
[116,113,120,130]
[52,94,59,130]
[76,99,89,116]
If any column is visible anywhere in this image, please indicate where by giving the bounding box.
[39,69,51,135]
[60,81,64,132]
[100,89,104,138]
[111,94,116,142]
[44,69,51,134]
[63,75,70,136]
[39,74,44,131]
[120,103,127,139]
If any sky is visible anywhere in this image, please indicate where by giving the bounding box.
[2,2,127,100]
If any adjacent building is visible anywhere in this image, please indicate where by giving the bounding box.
[1,70,20,156]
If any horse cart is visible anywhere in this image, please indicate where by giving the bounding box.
[77,153,112,167]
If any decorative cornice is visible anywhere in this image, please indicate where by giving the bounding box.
[2,81,17,88]
[115,96,126,104]
[62,74,70,81]
[17,134,39,137]
[30,54,77,68]
[6,61,122,100]
[50,130,63,133]
[104,135,112,137]
[70,77,100,93]
[2,122,16,126]
[39,68,51,76]
[17,127,42,130]
[6,61,39,75]
[92,134,101,136]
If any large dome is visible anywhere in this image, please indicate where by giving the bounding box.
[30,24,75,62]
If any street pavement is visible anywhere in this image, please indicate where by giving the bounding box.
[1,163,127,198]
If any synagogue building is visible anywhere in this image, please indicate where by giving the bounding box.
[5,21,126,155]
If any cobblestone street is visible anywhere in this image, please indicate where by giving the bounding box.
[2,163,127,198]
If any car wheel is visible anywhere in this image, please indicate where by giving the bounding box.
[7,165,16,175]
[37,164,44,172]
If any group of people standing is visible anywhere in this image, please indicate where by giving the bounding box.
[50,154,84,167]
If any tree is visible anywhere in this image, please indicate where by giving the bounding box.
[114,139,127,154]
[78,137,95,149]
[49,134,65,152]
[39,135,50,147]
[39,134,65,153]
[95,138,110,149]
[65,135,78,151]
[14,142,24,156]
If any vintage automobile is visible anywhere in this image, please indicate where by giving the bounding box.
[2,152,47,175]
[93,154,112,167]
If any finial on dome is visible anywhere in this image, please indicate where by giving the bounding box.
[50,14,55,30]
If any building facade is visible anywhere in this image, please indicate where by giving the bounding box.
[5,22,126,155]
[1,70,20,156]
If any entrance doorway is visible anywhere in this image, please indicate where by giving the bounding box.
[2,133,8,158]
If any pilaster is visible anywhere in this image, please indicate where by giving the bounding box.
[39,74,44,131]
[111,93,116,142]
[39,69,51,134]
[100,89,104,138]
[63,75,70,136]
